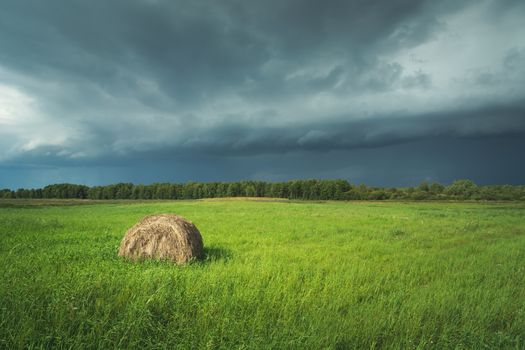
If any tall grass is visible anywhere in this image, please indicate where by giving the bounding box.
[1,200,524,349]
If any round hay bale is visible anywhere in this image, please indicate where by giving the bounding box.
[118,214,204,264]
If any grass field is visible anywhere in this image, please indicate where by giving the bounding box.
[1,199,524,349]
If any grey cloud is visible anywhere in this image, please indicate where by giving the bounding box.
[1,0,524,186]
[401,70,432,89]
[0,0,470,105]
[3,136,525,189]
[9,99,525,166]
[180,103,525,155]
[504,47,525,71]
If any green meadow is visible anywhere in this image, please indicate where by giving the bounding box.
[1,199,524,349]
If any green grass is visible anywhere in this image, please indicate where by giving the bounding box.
[1,199,524,349]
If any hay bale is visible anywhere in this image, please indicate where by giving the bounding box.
[118,214,204,264]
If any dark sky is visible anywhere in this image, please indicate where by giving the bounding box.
[1,0,524,188]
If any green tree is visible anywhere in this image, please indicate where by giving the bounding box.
[429,182,445,195]
[245,184,256,197]
[445,179,479,199]
[418,181,430,192]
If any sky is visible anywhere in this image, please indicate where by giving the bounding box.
[1,0,525,189]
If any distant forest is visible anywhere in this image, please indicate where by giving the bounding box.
[1,179,524,201]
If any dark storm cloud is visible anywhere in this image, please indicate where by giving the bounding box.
[10,101,525,164]
[0,0,453,104]
[0,0,524,186]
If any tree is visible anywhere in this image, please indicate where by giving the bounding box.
[368,190,388,200]
[418,181,430,192]
[445,179,479,199]
[2,179,522,202]
[225,183,238,197]
[245,184,256,197]
[429,182,445,195]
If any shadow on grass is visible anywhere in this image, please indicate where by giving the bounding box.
[201,246,233,263]
[118,246,232,266]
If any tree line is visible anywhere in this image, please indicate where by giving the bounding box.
[1,179,524,201]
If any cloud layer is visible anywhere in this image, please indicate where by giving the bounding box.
[0,0,524,186]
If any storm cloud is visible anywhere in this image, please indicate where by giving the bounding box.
[0,0,524,187]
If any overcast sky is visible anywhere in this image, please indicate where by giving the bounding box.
[1,0,524,188]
